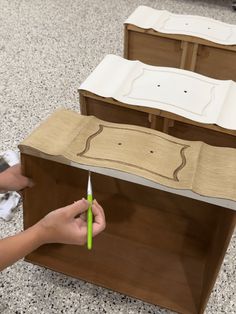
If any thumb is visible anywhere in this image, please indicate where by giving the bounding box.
[27,178,34,188]
[67,198,89,218]
[21,176,34,188]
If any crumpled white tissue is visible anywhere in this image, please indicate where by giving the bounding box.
[0,150,21,221]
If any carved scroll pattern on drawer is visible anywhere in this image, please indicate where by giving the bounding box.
[124,68,217,115]
[77,124,189,181]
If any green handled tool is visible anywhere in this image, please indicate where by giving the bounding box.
[87,171,93,250]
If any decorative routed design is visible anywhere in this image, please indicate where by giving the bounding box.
[19,109,236,210]
[125,6,236,45]
[77,124,189,181]
[79,55,236,130]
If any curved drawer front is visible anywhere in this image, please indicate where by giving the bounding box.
[125,6,236,45]
[79,54,236,130]
[19,109,236,210]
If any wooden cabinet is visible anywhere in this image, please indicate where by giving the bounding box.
[124,6,236,80]
[79,53,236,148]
[20,110,236,314]
[21,153,236,314]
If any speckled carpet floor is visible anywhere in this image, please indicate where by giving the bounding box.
[0,0,235,313]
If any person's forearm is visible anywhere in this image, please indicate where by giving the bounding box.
[0,224,44,271]
[0,172,7,193]
[0,171,13,193]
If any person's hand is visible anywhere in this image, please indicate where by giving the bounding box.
[35,198,106,246]
[0,198,106,271]
[0,164,33,192]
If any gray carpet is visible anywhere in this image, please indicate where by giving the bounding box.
[0,0,235,313]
